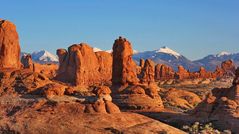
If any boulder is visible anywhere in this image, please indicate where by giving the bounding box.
[105,101,121,113]
[0,19,21,69]
[93,86,112,102]
[127,85,146,95]
[93,100,107,113]
[42,83,66,98]
[93,86,111,97]
[165,88,202,110]
[85,86,121,114]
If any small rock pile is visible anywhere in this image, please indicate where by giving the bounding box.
[84,86,120,114]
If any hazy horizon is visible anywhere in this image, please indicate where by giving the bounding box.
[2,0,239,60]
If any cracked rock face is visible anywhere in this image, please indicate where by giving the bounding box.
[0,19,21,69]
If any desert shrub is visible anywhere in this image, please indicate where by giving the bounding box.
[182,122,222,134]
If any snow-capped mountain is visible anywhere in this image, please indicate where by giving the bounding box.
[105,49,139,54]
[194,51,239,71]
[133,46,199,71]
[93,47,103,52]
[215,51,231,57]
[155,46,181,58]
[31,50,58,64]
[21,50,58,64]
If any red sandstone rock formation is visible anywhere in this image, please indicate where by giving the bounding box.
[0,19,21,69]
[155,64,175,80]
[55,43,112,87]
[127,85,146,95]
[85,86,120,114]
[93,86,112,98]
[42,83,66,98]
[140,59,155,84]
[175,65,190,80]
[111,37,163,110]
[95,51,113,84]
[233,67,239,85]
[156,60,235,81]
[192,67,239,132]
[21,54,33,70]
[136,58,145,75]
[33,63,58,78]
[165,88,201,110]
[198,67,212,78]
[112,37,139,86]
[221,59,236,76]
[139,58,145,68]
[212,66,224,78]
[145,82,160,98]
[56,49,68,75]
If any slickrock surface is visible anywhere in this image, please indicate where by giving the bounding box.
[0,97,186,134]
[0,19,21,69]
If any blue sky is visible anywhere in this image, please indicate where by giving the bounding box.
[1,0,239,60]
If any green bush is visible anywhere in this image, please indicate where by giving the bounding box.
[182,122,223,134]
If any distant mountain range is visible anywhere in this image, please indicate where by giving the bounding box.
[21,47,239,71]
[133,46,199,71]
[194,51,239,71]
[21,50,58,64]
[133,47,239,71]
